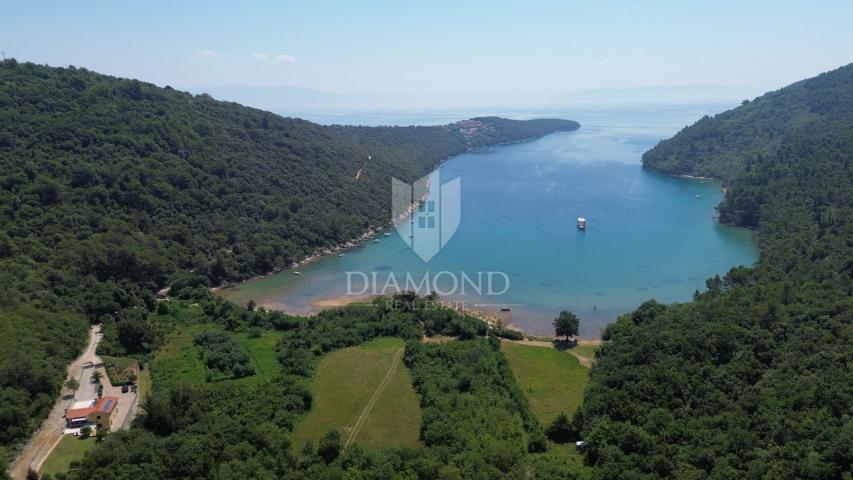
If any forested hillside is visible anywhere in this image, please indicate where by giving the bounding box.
[579,65,853,478]
[0,59,578,467]
[642,63,853,181]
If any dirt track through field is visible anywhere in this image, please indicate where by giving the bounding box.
[509,339,599,368]
[344,347,404,449]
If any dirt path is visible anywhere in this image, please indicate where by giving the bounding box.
[8,326,101,480]
[354,153,371,180]
[344,347,404,449]
[509,339,600,368]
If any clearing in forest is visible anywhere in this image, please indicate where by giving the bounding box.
[293,337,421,449]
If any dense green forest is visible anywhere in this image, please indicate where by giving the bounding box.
[0,59,577,468]
[576,64,853,478]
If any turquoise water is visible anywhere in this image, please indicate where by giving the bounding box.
[221,106,757,337]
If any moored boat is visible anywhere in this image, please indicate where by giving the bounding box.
[577,217,587,230]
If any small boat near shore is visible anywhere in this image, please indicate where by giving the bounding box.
[294,271,302,275]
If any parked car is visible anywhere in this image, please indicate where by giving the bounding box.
[121,384,129,393]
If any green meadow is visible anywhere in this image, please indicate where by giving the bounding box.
[40,436,97,477]
[501,341,593,477]
[150,324,282,390]
[501,341,589,424]
[293,337,421,449]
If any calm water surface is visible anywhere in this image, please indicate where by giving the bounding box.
[221,106,757,336]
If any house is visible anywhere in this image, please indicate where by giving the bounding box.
[64,396,120,432]
[64,400,96,429]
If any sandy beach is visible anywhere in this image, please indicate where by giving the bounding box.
[308,294,376,310]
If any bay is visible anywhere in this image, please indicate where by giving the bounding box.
[219,105,757,337]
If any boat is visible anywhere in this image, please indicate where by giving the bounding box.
[373,239,381,243]
[383,232,392,237]
[500,306,511,312]
[293,271,302,275]
[695,194,702,199]
[338,253,345,257]
[577,217,587,230]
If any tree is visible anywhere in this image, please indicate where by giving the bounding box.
[546,412,575,443]
[80,426,92,439]
[317,431,341,464]
[528,428,549,453]
[553,310,579,339]
[116,309,153,353]
[96,428,107,443]
[246,300,257,311]
[90,371,103,384]
[64,378,80,395]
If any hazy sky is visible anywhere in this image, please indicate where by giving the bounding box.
[3,0,852,97]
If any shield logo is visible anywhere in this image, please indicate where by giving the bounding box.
[391,171,461,262]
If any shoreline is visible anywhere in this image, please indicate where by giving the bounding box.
[257,292,604,341]
[214,128,739,346]
[212,127,580,293]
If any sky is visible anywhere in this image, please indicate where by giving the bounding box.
[2,1,853,108]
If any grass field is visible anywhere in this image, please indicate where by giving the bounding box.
[293,337,421,449]
[150,325,211,390]
[569,343,597,365]
[150,325,282,390]
[40,436,96,477]
[502,341,593,478]
[501,341,589,425]
[233,330,283,383]
[137,368,151,399]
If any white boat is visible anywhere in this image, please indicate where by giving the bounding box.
[383,232,392,237]
[577,217,587,230]
[373,239,381,243]
[338,253,344,257]
[695,194,702,199]
[294,271,302,275]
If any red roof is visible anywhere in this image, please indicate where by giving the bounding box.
[64,406,95,420]
[65,396,118,420]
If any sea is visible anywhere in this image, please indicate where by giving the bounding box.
[218,104,758,337]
